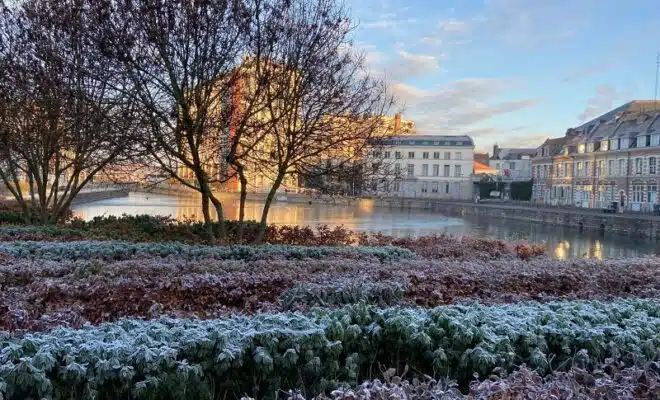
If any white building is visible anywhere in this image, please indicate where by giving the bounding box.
[366,135,475,200]
[489,145,536,181]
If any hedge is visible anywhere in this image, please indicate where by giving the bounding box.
[1,299,659,399]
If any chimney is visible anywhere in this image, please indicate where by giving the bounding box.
[394,113,401,133]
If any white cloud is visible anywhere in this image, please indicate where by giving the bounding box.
[579,84,618,122]
[391,79,540,137]
[438,18,470,34]
[388,52,441,79]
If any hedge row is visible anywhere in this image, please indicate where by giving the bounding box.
[3,255,660,331]
[1,299,659,399]
[0,241,413,262]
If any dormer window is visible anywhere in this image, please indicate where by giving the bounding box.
[586,143,594,152]
[578,144,586,153]
[601,140,609,151]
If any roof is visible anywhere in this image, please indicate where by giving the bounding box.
[574,100,660,132]
[491,148,537,160]
[380,135,474,147]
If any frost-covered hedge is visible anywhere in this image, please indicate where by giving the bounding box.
[0,241,413,262]
[1,300,659,399]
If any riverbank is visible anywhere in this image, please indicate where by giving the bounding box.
[366,197,660,239]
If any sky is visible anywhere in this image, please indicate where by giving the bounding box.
[346,0,660,153]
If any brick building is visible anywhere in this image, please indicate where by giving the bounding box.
[532,100,660,211]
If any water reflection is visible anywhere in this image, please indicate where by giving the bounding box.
[73,192,660,260]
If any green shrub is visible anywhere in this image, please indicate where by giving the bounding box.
[1,299,659,399]
[0,240,414,262]
[0,211,24,225]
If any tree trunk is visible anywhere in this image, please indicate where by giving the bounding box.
[237,166,248,241]
[255,172,285,243]
[199,183,214,241]
[209,193,226,239]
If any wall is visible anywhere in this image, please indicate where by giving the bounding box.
[70,190,129,205]
[370,198,660,238]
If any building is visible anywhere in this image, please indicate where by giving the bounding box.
[365,135,475,200]
[489,145,536,181]
[532,100,660,211]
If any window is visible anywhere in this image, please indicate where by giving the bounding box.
[601,140,609,151]
[421,181,428,193]
[632,185,644,203]
[370,179,377,191]
[443,165,450,177]
[407,164,414,176]
[394,163,401,176]
[455,152,462,160]
[563,162,568,177]
[454,165,462,177]
[584,161,590,177]
[543,165,548,177]
[421,164,429,176]
[431,182,439,193]
[555,163,561,177]
[635,158,642,175]
[647,135,652,147]
[618,159,625,176]
[445,183,450,194]
[608,160,614,176]
[649,184,658,204]
[432,164,439,176]
[578,144,586,153]
[408,152,415,159]
[384,151,391,159]
[510,162,516,170]
[422,152,429,159]
[433,152,440,159]
[395,151,402,159]
[650,157,657,175]
[372,163,379,174]
[596,160,603,177]
[393,181,400,192]
[577,162,583,177]
[383,181,389,192]
[444,152,451,160]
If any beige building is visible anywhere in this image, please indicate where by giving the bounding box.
[532,100,660,212]
[366,134,475,200]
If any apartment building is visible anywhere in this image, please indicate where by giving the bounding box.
[489,145,536,181]
[366,135,475,200]
[532,101,660,211]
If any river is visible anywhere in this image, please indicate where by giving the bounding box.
[72,192,660,260]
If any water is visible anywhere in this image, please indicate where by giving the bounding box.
[72,192,660,260]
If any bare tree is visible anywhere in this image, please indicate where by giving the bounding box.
[92,0,266,238]
[246,0,394,241]
[0,0,137,224]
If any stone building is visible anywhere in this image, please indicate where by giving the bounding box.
[365,135,475,200]
[532,100,660,211]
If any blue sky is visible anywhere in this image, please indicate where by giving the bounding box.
[346,0,660,152]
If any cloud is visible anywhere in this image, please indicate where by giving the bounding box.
[438,18,470,34]
[578,84,618,122]
[388,52,441,79]
[563,65,609,82]
[391,79,540,135]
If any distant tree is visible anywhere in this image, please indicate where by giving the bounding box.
[247,0,394,241]
[0,0,137,224]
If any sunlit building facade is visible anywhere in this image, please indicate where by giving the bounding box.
[532,101,660,211]
[366,135,475,200]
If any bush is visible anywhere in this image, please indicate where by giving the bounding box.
[0,299,658,399]
[0,211,24,225]
[0,240,414,262]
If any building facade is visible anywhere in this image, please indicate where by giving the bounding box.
[532,101,660,211]
[366,135,475,200]
[489,145,536,181]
